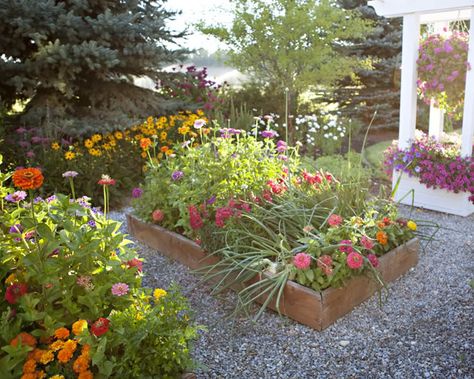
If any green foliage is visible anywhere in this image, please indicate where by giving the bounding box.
[133,128,298,234]
[313,152,372,185]
[0,194,140,331]
[87,286,203,379]
[198,0,372,111]
[0,0,189,134]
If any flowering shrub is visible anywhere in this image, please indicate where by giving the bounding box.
[0,162,201,377]
[133,124,297,235]
[249,112,352,156]
[3,110,208,206]
[159,65,224,111]
[384,131,474,202]
[417,30,470,119]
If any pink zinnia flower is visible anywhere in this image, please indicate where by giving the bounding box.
[360,236,375,250]
[111,282,129,296]
[346,252,364,269]
[328,214,343,227]
[317,255,333,276]
[367,254,379,268]
[293,253,311,270]
[339,240,354,254]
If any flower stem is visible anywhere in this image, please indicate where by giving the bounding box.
[69,177,76,200]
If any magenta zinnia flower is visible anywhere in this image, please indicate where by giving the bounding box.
[131,187,143,198]
[367,254,379,268]
[293,253,311,270]
[339,240,354,254]
[346,252,364,269]
[111,282,129,296]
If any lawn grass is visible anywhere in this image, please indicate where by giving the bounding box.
[363,140,393,181]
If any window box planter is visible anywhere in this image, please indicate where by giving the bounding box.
[127,214,419,330]
[393,173,474,217]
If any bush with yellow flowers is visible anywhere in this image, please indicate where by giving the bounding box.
[2,110,208,207]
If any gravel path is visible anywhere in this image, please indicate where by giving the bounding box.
[110,207,474,379]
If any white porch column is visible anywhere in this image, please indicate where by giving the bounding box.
[399,14,421,149]
[428,22,448,139]
[461,9,474,157]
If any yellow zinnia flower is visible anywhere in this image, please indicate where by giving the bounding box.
[84,139,94,148]
[407,220,417,231]
[51,142,60,150]
[39,350,54,365]
[64,151,76,160]
[114,131,123,140]
[91,134,102,143]
[72,320,88,336]
[153,288,167,301]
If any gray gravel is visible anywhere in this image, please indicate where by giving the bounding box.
[110,206,474,379]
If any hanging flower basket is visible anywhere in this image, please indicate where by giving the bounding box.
[417,30,470,119]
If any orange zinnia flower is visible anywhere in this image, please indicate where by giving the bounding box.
[78,371,93,379]
[73,355,90,373]
[54,327,70,340]
[376,231,388,245]
[140,137,152,150]
[12,168,44,190]
[22,359,36,374]
[160,146,169,153]
[57,348,73,363]
[11,332,37,348]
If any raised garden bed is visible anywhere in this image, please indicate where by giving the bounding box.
[127,214,419,330]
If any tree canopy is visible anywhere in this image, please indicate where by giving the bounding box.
[198,0,373,111]
[0,0,188,135]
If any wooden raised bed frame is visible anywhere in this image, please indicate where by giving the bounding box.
[127,214,419,330]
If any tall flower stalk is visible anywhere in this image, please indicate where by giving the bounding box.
[62,171,78,200]
[98,174,116,219]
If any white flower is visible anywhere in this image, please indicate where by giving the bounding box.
[193,119,206,129]
[323,125,328,130]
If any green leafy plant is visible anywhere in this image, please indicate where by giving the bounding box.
[133,127,299,235]
[0,163,201,377]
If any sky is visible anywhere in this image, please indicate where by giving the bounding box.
[165,0,234,53]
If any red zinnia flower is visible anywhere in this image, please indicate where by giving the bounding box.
[97,175,116,186]
[152,209,164,223]
[91,318,110,337]
[5,283,28,304]
[126,258,143,272]
[188,205,203,230]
